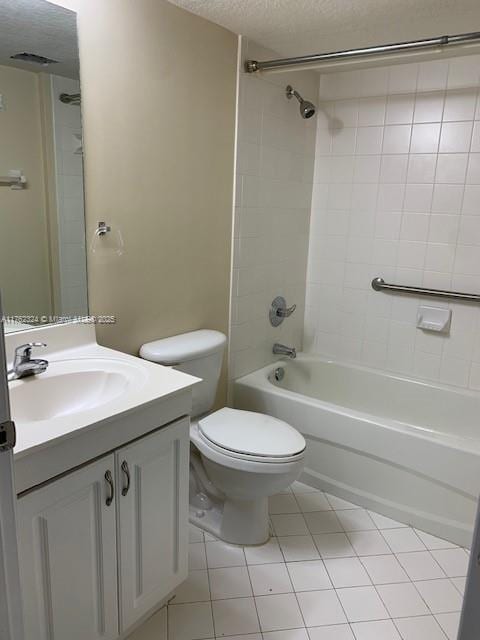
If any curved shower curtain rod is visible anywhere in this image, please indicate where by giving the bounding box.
[244,31,480,73]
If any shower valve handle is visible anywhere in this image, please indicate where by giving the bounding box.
[277,303,297,318]
[269,296,296,326]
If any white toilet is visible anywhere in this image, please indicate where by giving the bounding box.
[140,329,305,545]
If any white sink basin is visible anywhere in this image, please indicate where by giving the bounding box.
[10,358,148,423]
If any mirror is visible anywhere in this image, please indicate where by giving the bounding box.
[0,0,87,332]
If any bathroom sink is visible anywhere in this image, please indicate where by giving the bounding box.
[9,358,148,423]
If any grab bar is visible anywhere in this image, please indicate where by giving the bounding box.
[371,277,480,303]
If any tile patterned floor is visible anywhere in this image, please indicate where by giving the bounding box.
[128,482,469,640]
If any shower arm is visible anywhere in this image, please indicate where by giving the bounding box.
[286,86,303,103]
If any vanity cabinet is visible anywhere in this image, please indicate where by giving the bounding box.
[17,454,119,640]
[117,420,189,630]
[17,418,189,640]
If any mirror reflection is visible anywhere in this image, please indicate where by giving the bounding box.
[0,0,87,332]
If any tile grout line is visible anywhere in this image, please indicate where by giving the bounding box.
[175,486,464,640]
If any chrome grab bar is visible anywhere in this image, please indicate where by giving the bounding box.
[371,277,480,303]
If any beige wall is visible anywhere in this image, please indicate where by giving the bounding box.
[0,65,53,317]
[77,0,237,404]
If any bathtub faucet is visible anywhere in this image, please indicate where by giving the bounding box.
[273,343,297,359]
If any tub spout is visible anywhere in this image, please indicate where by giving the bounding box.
[273,343,296,359]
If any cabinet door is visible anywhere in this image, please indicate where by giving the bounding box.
[117,418,189,631]
[17,455,119,640]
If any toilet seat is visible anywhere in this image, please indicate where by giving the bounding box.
[197,407,306,463]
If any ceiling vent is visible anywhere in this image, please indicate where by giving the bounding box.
[10,52,58,66]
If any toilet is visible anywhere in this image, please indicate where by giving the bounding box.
[140,329,305,545]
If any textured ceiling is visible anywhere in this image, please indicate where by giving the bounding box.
[0,0,78,78]
[169,0,480,59]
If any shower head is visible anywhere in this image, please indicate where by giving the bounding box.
[286,85,316,119]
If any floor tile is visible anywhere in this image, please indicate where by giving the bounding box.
[336,586,389,622]
[394,615,447,640]
[278,535,320,561]
[396,551,445,580]
[414,578,463,613]
[307,625,354,639]
[263,629,309,640]
[127,607,167,640]
[211,597,260,637]
[204,532,217,542]
[350,619,401,639]
[360,555,410,584]
[269,494,301,515]
[347,531,391,556]
[248,562,293,595]
[189,543,207,570]
[244,537,284,565]
[450,576,466,595]
[434,612,460,640]
[255,593,304,632]
[297,589,347,627]
[167,483,464,640]
[380,528,426,553]
[271,514,310,536]
[313,533,355,558]
[325,494,360,510]
[324,557,371,588]
[209,567,252,600]
[295,493,332,512]
[286,560,332,591]
[173,570,210,603]
[368,512,408,530]
[304,511,343,534]
[220,635,261,640]
[415,530,458,550]
[205,541,245,568]
[168,602,214,640]
[291,481,320,494]
[335,509,376,532]
[376,582,429,618]
[189,526,204,543]
[431,548,469,577]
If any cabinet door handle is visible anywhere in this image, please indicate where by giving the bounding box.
[105,470,114,506]
[121,460,131,496]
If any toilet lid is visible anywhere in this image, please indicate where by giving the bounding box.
[198,408,305,458]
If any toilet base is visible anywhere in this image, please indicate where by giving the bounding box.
[189,496,270,546]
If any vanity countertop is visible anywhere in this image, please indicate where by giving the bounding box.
[6,322,199,493]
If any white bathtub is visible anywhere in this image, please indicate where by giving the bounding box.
[234,354,480,547]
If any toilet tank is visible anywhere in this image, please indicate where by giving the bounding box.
[139,330,227,417]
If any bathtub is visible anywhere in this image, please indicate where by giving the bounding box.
[234,354,480,547]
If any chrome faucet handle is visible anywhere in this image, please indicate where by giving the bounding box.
[277,303,297,318]
[14,342,47,363]
[270,296,297,326]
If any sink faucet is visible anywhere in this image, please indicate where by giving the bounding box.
[273,343,297,359]
[8,342,48,381]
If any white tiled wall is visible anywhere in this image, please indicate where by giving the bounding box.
[50,75,88,316]
[230,39,319,379]
[305,55,480,390]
